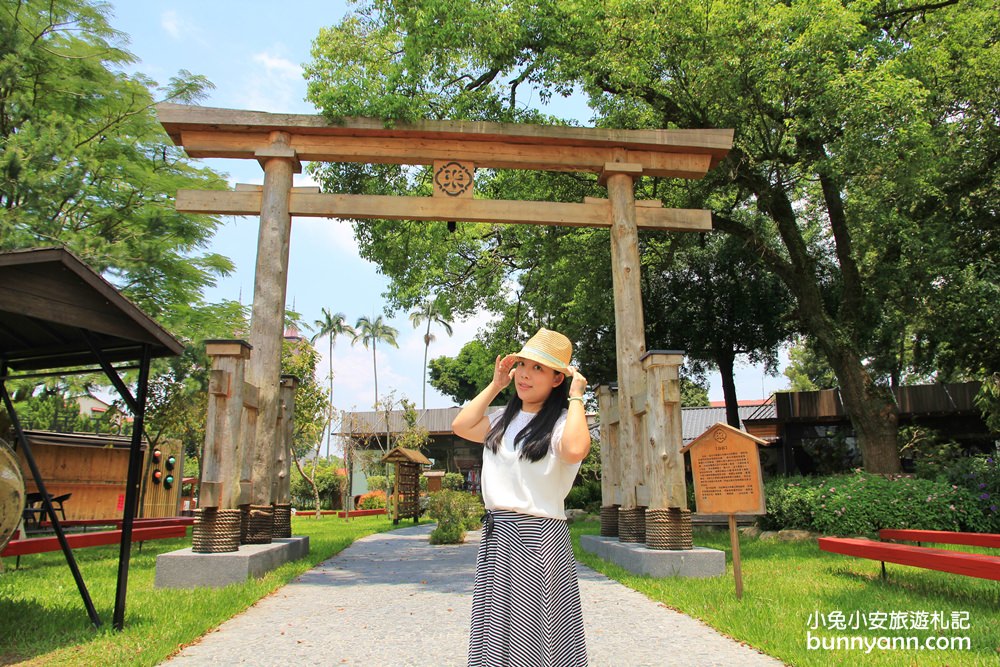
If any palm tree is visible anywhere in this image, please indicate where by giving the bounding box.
[310,309,354,458]
[351,315,400,413]
[409,298,453,411]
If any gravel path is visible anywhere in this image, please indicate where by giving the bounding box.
[162,524,784,666]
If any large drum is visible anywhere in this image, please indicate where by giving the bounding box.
[1,438,25,552]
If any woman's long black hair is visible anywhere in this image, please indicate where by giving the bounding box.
[484,373,570,462]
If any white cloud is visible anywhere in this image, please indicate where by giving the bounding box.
[160,10,181,39]
[237,48,307,113]
[253,52,301,79]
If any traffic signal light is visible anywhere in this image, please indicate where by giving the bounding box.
[165,455,176,470]
[152,469,162,484]
[164,474,174,490]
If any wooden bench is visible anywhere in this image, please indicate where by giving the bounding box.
[878,528,1000,549]
[2,524,189,559]
[818,536,1000,581]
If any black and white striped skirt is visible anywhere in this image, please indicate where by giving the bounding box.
[468,510,587,667]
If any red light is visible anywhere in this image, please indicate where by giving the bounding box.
[152,469,162,483]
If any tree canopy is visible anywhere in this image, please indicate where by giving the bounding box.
[305,0,999,472]
[1,0,232,329]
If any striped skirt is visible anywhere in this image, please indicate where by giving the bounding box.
[468,510,587,667]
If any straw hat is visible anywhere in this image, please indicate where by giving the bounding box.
[515,328,573,375]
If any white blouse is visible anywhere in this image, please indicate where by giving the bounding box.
[481,409,582,520]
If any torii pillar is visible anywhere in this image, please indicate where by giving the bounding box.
[247,131,300,515]
[602,163,648,529]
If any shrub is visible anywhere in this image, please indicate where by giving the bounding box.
[759,476,823,531]
[442,472,466,490]
[462,494,485,530]
[366,475,389,494]
[565,480,602,513]
[759,471,990,535]
[426,490,483,544]
[357,490,387,510]
[941,454,1000,532]
[809,472,987,536]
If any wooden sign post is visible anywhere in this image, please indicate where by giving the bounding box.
[681,423,767,599]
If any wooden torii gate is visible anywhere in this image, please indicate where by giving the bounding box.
[157,103,733,550]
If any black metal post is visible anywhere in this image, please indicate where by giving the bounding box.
[110,344,151,630]
[0,368,102,628]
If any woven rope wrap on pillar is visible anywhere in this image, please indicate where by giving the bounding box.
[600,505,620,537]
[192,508,241,553]
[239,504,250,544]
[644,507,693,550]
[244,504,274,544]
[272,503,292,538]
[668,507,693,550]
[617,506,646,543]
[644,508,672,550]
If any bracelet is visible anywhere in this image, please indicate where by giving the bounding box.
[568,396,584,404]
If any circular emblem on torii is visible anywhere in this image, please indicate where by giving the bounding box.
[713,427,727,443]
[434,161,474,197]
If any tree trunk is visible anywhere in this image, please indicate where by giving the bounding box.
[717,177,903,475]
[423,320,431,411]
[327,337,334,459]
[292,452,321,518]
[824,344,901,474]
[311,442,321,518]
[716,349,741,428]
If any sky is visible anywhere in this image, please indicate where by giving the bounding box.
[105,1,790,422]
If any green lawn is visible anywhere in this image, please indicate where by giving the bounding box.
[0,515,413,666]
[4,516,998,666]
[570,521,1000,667]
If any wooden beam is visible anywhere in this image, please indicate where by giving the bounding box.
[235,184,321,194]
[175,190,712,232]
[176,131,716,178]
[157,103,734,163]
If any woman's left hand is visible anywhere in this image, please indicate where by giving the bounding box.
[566,365,587,399]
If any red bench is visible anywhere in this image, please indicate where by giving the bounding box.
[2,524,189,558]
[36,517,196,531]
[878,528,1000,549]
[818,536,1000,581]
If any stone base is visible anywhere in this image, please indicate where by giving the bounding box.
[155,536,309,589]
[580,535,725,578]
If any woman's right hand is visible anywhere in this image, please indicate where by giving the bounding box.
[491,354,518,391]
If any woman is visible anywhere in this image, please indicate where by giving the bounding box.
[452,328,590,667]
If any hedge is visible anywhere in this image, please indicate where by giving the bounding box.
[760,470,991,535]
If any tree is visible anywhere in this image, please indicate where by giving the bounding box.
[643,232,793,426]
[305,0,999,473]
[409,297,453,411]
[430,338,710,408]
[282,336,330,518]
[351,315,400,411]
[784,337,839,393]
[310,309,355,457]
[0,0,251,455]
[429,339,502,405]
[0,0,232,329]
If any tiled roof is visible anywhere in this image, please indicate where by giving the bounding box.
[681,405,768,443]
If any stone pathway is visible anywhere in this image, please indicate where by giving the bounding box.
[163,525,784,666]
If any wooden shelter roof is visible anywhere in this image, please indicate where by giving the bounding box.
[380,447,432,465]
[0,247,184,371]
